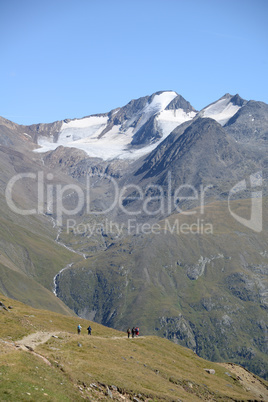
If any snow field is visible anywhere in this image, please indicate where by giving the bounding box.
[202,97,241,126]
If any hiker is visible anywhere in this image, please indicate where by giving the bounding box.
[135,327,139,336]
[127,328,131,338]
[87,325,92,335]
[131,327,135,338]
[77,324,82,335]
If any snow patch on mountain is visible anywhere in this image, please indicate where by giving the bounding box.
[132,91,177,133]
[200,96,241,126]
[60,115,108,140]
[157,109,197,136]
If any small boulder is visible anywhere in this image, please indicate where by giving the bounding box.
[106,387,113,398]
[204,368,215,374]
[0,302,8,311]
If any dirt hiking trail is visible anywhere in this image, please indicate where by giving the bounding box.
[15,331,143,351]
[16,331,60,351]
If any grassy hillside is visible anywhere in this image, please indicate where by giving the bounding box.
[0,142,83,314]
[1,294,268,401]
[0,171,81,315]
[0,208,80,316]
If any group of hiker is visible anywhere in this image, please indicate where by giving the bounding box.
[77,324,91,335]
[77,324,139,338]
[127,327,139,338]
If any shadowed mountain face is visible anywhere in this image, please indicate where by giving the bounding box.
[0,91,267,379]
[225,100,268,144]
[135,118,240,180]
[117,116,266,222]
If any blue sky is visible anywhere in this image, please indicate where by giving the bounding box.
[1,0,267,125]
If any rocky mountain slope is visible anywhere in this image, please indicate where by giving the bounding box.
[0,90,267,380]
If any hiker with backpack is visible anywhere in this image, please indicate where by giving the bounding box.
[77,324,82,335]
[87,325,92,335]
[131,327,135,338]
[127,328,131,338]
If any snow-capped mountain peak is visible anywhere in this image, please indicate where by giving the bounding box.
[198,93,246,126]
[34,92,248,161]
[35,91,196,160]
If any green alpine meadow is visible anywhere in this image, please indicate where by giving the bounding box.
[1,294,268,401]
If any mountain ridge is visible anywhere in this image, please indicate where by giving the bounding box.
[1,90,264,161]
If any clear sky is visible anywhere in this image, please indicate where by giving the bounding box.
[1,0,267,125]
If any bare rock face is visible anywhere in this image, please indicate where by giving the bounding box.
[225,100,268,144]
[135,118,243,184]
[0,116,36,150]
[187,255,224,280]
[165,93,197,113]
[23,120,63,143]
[186,256,211,280]
[43,146,88,170]
[158,315,197,351]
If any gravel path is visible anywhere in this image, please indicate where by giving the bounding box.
[16,331,60,351]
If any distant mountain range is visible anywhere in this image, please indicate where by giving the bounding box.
[24,90,265,160]
[0,91,267,379]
